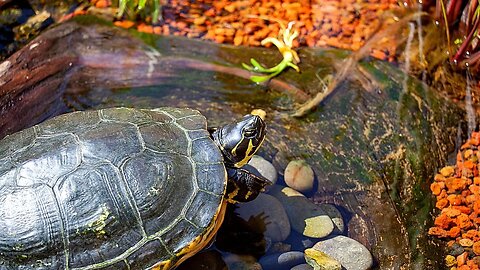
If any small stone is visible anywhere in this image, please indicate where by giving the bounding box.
[269,185,334,238]
[445,255,456,267]
[193,16,206,25]
[459,238,474,247]
[311,235,373,270]
[304,248,341,270]
[440,166,455,177]
[318,204,344,234]
[248,155,278,186]
[290,264,314,270]
[284,160,315,193]
[235,193,291,242]
[450,242,465,256]
[250,109,266,120]
[473,241,480,255]
[259,251,306,270]
[267,242,292,254]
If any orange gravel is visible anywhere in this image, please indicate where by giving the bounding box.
[85,0,400,61]
[429,131,480,269]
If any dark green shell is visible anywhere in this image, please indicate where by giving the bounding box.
[0,107,227,269]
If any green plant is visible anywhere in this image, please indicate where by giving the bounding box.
[429,0,480,66]
[242,21,300,83]
[117,0,162,23]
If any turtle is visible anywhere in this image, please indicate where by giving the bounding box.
[0,107,271,270]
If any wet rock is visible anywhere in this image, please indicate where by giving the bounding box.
[267,242,292,254]
[449,242,465,256]
[235,193,291,242]
[248,155,278,186]
[290,264,314,270]
[311,235,373,270]
[269,185,334,238]
[259,251,306,270]
[284,159,315,193]
[304,248,341,270]
[318,204,344,234]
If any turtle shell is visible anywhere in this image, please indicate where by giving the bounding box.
[0,107,227,269]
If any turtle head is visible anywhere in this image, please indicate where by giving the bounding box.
[212,114,266,168]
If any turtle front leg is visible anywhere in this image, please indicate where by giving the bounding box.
[225,167,272,203]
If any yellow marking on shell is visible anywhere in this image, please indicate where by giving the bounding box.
[151,200,228,270]
[85,206,111,237]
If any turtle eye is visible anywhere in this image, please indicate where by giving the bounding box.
[244,128,256,137]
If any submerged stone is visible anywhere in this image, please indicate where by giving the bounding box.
[311,236,373,270]
[259,251,306,270]
[235,193,291,242]
[269,185,334,238]
[284,159,315,193]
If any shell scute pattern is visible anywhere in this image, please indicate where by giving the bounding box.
[15,133,81,187]
[0,107,227,269]
[121,149,194,236]
[37,110,101,136]
[75,121,144,166]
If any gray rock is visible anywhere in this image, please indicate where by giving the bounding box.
[235,193,291,242]
[259,251,306,270]
[248,155,278,186]
[267,242,292,254]
[269,185,334,238]
[290,264,314,270]
[318,204,344,234]
[312,235,373,270]
[284,159,315,193]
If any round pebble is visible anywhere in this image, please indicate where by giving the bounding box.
[304,248,341,270]
[235,193,291,242]
[269,185,334,238]
[318,204,344,234]
[259,251,306,270]
[311,235,373,270]
[290,264,314,270]
[248,155,278,186]
[284,160,315,193]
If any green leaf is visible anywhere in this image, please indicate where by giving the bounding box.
[242,63,254,71]
[287,62,300,72]
[250,75,270,83]
[250,58,269,72]
[118,0,127,17]
[138,0,147,10]
[152,0,161,23]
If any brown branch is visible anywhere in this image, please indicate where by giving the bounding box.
[292,11,428,117]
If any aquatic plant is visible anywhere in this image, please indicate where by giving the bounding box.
[242,21,300,83]
[425,0,480,68]
[116,0,162,22]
